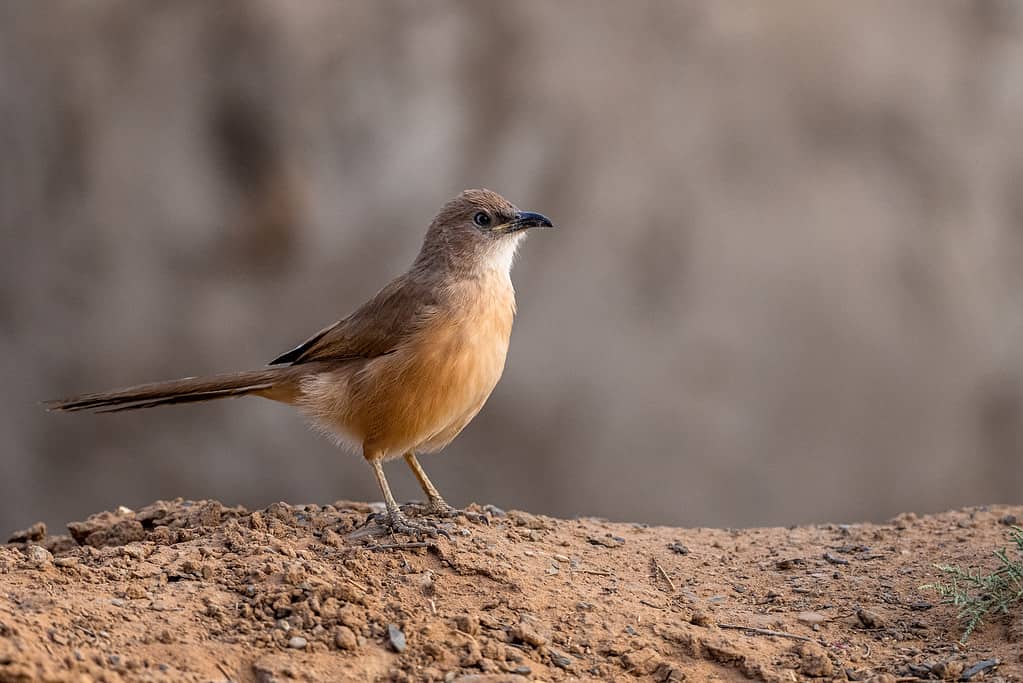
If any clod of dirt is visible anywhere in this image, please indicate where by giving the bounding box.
[334,625,358,651]
[510,617,548,648]
[587,534,625,548]
[863,675,898,683]
[775,557,805,570]
[794,642,833,677]
[857,607,887,630]
[667,541,689,555]
[454,614,480,636]
[927,659,964,680]
[690,611,714,627]
[2,500,1023,682]
[67,514,145,547]
[621,646,663,675]
[796,611,828,626]
[7,522,45,544]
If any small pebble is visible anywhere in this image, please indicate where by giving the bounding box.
[26,545,53,567]
[823,552,849,565]
[775,558,804,570]
[288,636,307,649]
[549,650,573,669]
[587,535,624,548]
[387,624,406,652]
[961,659,1000,680]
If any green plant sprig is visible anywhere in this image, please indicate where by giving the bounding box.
[922,526,1023,642]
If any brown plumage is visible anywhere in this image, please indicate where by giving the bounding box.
[47,189,554,537]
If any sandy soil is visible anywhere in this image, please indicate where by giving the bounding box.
[1,500,1022,682]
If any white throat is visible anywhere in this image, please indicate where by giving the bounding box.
[483,233,526,278]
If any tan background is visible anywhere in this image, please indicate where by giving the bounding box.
[3,1,1023,533]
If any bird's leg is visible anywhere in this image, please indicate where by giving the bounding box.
[403,452,453,514]
[370,458,449,539]
[403,452,488,524]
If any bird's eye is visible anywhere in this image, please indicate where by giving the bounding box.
[473,211,492,228]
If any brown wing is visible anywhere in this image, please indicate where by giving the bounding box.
[269,275,437,365]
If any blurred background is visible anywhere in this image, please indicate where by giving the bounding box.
[4,0,1023,534]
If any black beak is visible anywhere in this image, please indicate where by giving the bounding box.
[501,210,555,233]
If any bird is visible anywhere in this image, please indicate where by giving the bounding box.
[46,189,554,537]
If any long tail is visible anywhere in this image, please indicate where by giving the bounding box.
[45,368,293,413]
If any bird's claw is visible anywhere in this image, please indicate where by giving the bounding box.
[403,501,490,526]
[437,506,490,526]
[385,510,452,540]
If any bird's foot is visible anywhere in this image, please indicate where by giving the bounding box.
[383,509,452,540]
[405,500,490,525]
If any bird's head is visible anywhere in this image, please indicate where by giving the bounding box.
[417,189,554,276]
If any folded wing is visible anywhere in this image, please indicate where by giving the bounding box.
[269,275,437,365]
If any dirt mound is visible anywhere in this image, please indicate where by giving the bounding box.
[1,500,1021,682]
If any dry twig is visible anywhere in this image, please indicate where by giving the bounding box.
[717,623,814,643]
[652,558,676,592]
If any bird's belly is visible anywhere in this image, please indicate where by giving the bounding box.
[350,323,509,458]
[296,275,516,459]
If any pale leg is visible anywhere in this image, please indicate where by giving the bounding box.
[370,458,446,538]
[403,452,455,514]
[403,451,488,524]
